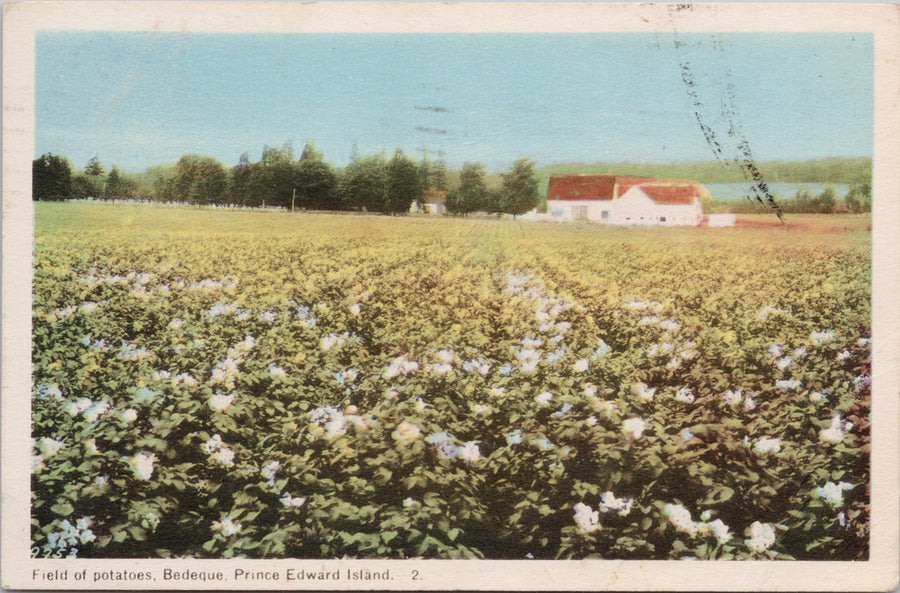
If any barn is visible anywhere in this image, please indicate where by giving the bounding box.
[546,174,706,226]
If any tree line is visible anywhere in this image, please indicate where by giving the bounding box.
[536,157,873,187]
[706,185,872,214]
[32,143,541,217]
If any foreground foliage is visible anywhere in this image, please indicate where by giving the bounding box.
[31,204,871,560]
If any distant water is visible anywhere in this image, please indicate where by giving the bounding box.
[706,182,851,202]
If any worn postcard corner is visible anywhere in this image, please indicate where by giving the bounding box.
[3,1,899,591]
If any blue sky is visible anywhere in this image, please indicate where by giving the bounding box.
[36,32,873,172]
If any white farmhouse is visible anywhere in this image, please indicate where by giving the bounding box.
[546,174,707,226]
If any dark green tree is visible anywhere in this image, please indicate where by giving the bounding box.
[845,181,871,213]
[386,148,423,214]
[32,153,72,201]
[339,153,388,212]
[229,152,253,206]
[105,166,138,199]
[296,141,340,210]
[448,161,488,215]
[85,156,106,177]
[814,187,837,213]
[500,157,540,218]
[71,156,108,198]
[432,158,449,192]
[168,154,228,205]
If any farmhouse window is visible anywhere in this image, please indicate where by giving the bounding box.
[601,210,610,219]
[660,216,666,222]
[572,205,588,220]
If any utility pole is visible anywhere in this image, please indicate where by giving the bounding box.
[292,188,296,212]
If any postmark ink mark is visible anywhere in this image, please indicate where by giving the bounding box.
[664,15,784,220]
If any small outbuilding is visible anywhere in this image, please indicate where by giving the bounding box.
[411,188,447,214]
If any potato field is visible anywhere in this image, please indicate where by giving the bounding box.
[31,203,872,560]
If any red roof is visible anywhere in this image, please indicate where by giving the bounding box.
[547,175,655,202]
[636,183,702,205]
[547,174,703,205]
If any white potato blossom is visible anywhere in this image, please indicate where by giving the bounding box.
[623,417,646,439]
[517,348,541,372]
[820,414,853,444]
[756,305,790,320]
[743,394,757,411]
[636,383,656,401]
[68,397,94,416]
[131,451,157,480]
[460,441,481,462]
[593,341,611,358]
[768,343,784,357]
[707,519,732,543]
[520,337,543,349]
[664,503,700,535]
[809,391,827,403]
[210,393,236,411]
[215,448,236,466]
[598,491,633,516]
[573,503,601,533]
[203,434,225,454]
[403,497,417,507]
[745,521,777,553]
[262,460,281,482]
[659,319,680,332]
[122,408,138,422]
[350,303,361,315]
[754,437,782,454]
[268,364,287,377]
[816,481,854,506]
[473,403,491,415]
[384,355,419,378]
[173,372,198,386]
[280,493,306,507]
[775,356,793,370]
[836,349,851,361]
[84,400,112,423]
[776,378,802,391]
[325,418,347,437]
[810,330,836,344]
[320,333,346,351]
[536,391,553,406]
[436,349,455,364]
[213,516,241,536]
[675,387,695,404]
[574,358,590,372]
[430,363,452,375]
[39,436,66,457]
[680,428,695,441]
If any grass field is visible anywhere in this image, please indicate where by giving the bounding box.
[31,202,871,559]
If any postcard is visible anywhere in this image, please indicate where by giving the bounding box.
[3,2,899,590]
